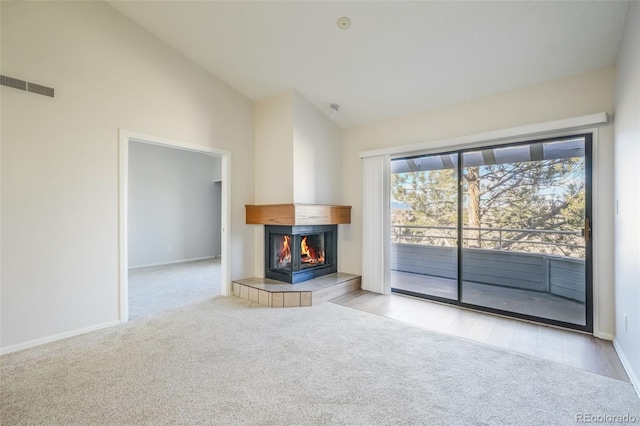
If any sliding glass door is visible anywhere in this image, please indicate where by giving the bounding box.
[391,135,592,331]
[390,152,459,302]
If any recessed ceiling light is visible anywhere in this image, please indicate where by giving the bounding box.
[337,17,351,30]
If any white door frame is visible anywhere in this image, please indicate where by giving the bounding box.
[118,130,232,322]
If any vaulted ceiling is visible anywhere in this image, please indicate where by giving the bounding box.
[109,1,628,127]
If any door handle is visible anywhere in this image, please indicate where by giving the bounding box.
[584,218,591,243]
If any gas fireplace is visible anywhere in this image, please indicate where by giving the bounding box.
[265,225,337,283]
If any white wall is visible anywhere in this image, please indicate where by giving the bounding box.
[128,142,221,268]
[0,1,254,351]
[252,90,342,276]
[254,90,342,205]
[254,92,294,204]
[613,1,640,391]
[341,66,616,336]
[292,91,342,205]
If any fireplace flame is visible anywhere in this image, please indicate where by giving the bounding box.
[276,235,325,269]
[277,235,291,267]
[301,236,325,265]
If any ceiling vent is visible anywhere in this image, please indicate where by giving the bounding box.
[1,75,54,98]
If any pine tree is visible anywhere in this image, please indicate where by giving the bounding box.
[391,157,585,258]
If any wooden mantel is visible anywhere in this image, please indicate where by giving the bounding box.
[246,204,351,226]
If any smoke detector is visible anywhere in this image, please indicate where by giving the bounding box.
[337,17,351,30]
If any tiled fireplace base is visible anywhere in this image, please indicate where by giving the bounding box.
[232,273,361,308]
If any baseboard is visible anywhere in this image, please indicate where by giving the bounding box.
[0,320,121,355]
[593,331,614,341]
[129,256,219,270]
[613,339,640,399]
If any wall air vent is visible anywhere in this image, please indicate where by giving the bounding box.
[1,74,54,98]
[0,75,27,91]
[27,82,55,98]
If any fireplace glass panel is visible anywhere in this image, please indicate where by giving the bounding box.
[264,225,337,283]
[300,234,325,269]
[270,234,292,271]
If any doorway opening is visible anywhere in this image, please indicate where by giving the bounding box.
[390,134,592,332]
[118,131,231,322]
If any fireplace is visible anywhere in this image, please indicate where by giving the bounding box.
[265,225,337,284]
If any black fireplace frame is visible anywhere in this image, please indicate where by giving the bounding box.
[264,224,338,284]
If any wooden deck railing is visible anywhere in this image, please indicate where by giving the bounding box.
[390,242,585,303]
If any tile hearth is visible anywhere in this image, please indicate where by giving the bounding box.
[232,273,361,308]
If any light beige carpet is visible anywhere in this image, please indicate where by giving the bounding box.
[1,296,638,425]
[128,258,221,320]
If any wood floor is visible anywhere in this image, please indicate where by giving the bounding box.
[330,290,629,382]
[391,270,585,325]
